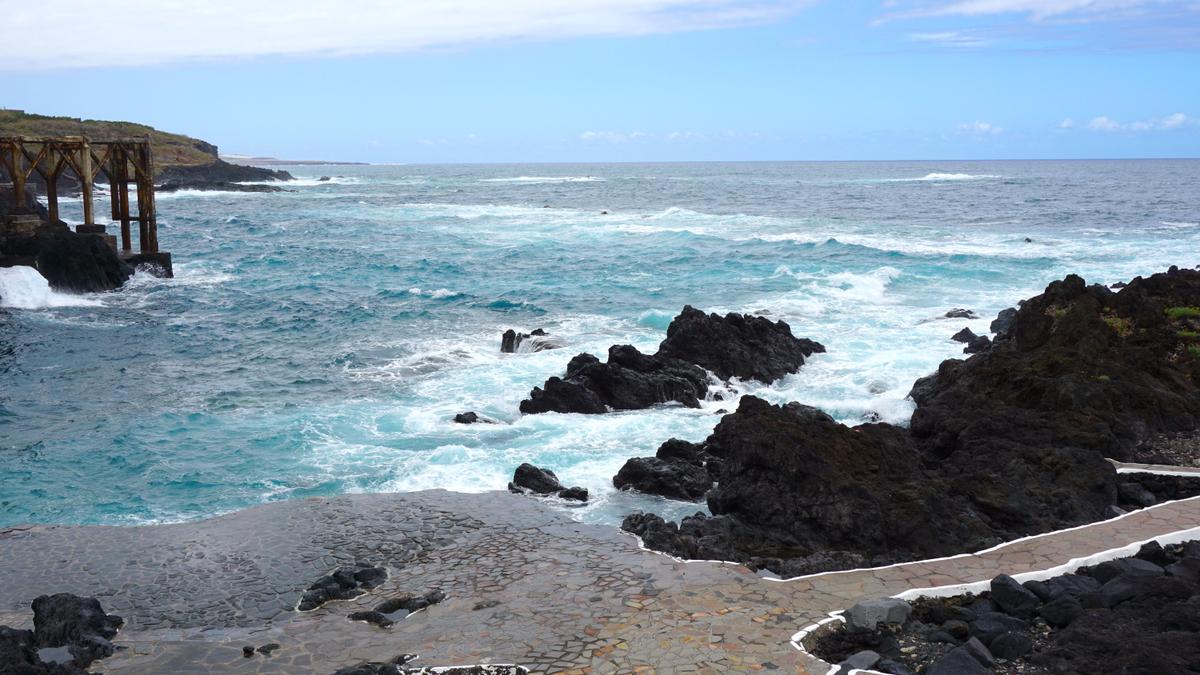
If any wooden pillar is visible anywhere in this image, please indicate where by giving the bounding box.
[9,142,26,210]
[141,141,158,253]
[46,150,61,224]
[135,159,149,252]
[79,140,94,227]
[117,148,132,251]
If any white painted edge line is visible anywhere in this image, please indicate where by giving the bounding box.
[625,494,1200,583]
[1116,466,1200,477]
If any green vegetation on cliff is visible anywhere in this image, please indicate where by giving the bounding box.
[0,109,218,167]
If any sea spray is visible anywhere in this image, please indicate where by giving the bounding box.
[0,266,102,310]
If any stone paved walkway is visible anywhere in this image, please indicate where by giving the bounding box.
[1,487,1198,674]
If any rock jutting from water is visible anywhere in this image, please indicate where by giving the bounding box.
[624,268,1200,575]
[500,328,560,353]
[0,221,133,293]
[507,463,588,502]
[520,306,824,415]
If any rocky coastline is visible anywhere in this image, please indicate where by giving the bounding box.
[619,267,1200,577]
[5,266,1200,672]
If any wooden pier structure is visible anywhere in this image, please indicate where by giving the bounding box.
[0,135,171,272]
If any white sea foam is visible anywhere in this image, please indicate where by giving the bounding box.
[907,172,1001,182]
[479,176,604,184]
[406,287,461,299]
[0,266,102,309]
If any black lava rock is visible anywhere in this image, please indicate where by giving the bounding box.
[990,574,1040,619]
[298,564,387,611]
[613,456,712,501]
[520,345,709,414]
[656,305,824,382]
[1,223,133,293]
[507,463,564,494]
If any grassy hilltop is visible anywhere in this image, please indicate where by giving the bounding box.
[0,109,291,186]
[0,109,220,167]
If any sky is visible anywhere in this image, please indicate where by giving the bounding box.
[2,0,1199,162]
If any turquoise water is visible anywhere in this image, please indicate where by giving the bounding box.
[2,160,1198,527]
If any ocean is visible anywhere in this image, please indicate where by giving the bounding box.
[1,160,1198,528]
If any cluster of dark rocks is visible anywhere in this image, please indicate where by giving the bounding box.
[816,539,1200,674]
[507,463,588,502]
[623,269,1200,576]
[297,563,388,611]
[0,593,123,674]
[156,160,293,193]
[520,306,823,415]
[348,590,446,628]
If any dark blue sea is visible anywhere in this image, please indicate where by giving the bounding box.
[2,160,1198,527]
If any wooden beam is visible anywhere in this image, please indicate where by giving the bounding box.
[79,139,94,226]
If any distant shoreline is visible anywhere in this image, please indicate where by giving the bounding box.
[222,155,370,167]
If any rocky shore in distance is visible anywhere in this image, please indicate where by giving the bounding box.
[156,161,294,193]
[621,267,1200,577]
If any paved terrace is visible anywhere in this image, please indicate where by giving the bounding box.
[1,478,1199,674]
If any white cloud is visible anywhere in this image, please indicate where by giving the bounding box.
[1059,117,1076,128]
[4,0,814,70]
[1082,113,1194,132]
[1084,112,1195,131]
[1087,116,1123,131]
[882,0,1191,22]
[958,120,1003,135]
[1161,112,1189,129]
[579,131,651,143]
[907,30,990,46]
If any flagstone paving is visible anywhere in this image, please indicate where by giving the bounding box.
[1,484,1198,674]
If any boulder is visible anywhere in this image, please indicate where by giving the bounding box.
[453,412,483,424]
[1037,594,1083,628]
[844,598,912,631]
[501,328,559,353]
[951,327,978,343]
[29,594,123,669]
[962,636,995,667]
[988,631,1032,660]
[556,486,589,502]
[520,345,709,414]
[925,646,992,675]
[837,649,880,672]
[655,305,824,382]
[945,308,978,319]
[989,574,1040,619]
[507,463,587,502]
[970,611,1026,644]
[990,307,1018,336]
[507,464,564,494]
[613,457,712,501]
